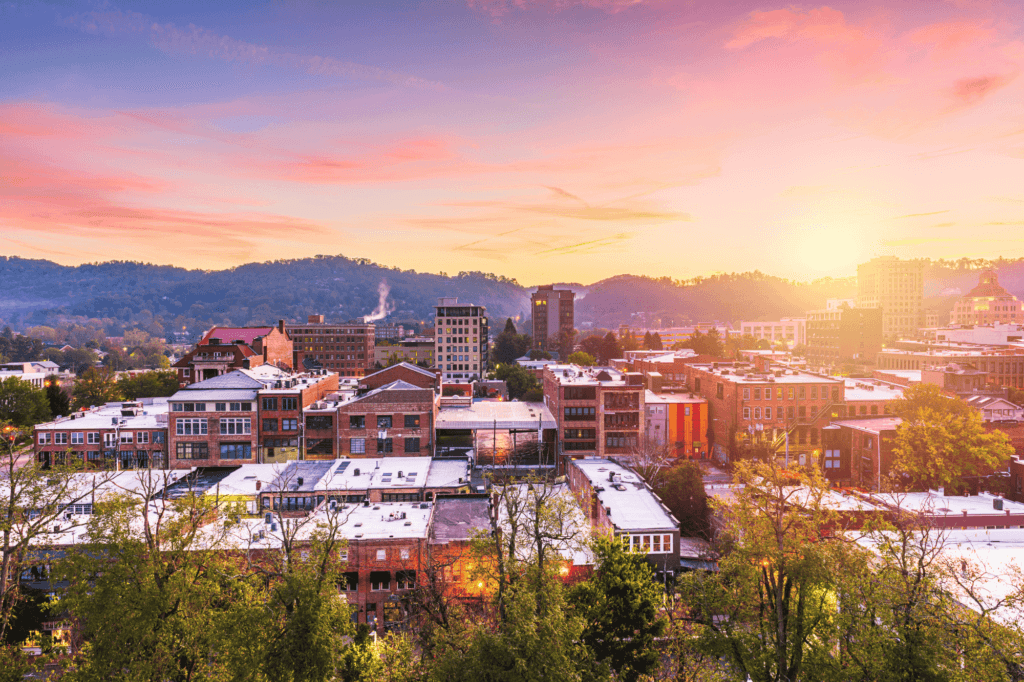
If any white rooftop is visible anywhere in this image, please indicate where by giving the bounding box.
[436,401,556,430]
[869,491,1024,518]
[842,378,905,402]
[572,458,677,532]
[36,399,171,431]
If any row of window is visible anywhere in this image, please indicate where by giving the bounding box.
[623,533,674,554]
[261,397,299,411]
[175,418,251,436]
[175,443,252,460]
[743,386,840,401]
[39,431,163,445]
[349,415,421,429]
[564,407,596,420]
[348,438,420,454]
[171,402,253,412]
[606,435,638,449]
[262,418,298,431]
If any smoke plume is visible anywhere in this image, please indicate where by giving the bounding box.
[363,281,395,322]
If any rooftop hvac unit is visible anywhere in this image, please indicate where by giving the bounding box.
[353,468,360,476]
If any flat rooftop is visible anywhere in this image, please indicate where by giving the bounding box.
[429,495,491,544]
[645,390,706,405]
[544,365,639,387]
[572,458,677,532]
[435,401,556,430]
[37,399,170,431]
[832,417,902,433]
[868,491,1024,518]
[842,378,904,402]
[689,364,842,385]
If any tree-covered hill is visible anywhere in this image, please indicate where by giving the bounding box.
[3,255,1024,337]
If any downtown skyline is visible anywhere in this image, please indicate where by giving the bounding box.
[3,0,1024,286]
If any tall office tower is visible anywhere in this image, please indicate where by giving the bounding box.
[286,315,375,378]
[857,257,924,339]
[434,298,489,382]
[531,285,575,351]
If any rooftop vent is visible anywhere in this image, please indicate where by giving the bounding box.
[297,477,304,487]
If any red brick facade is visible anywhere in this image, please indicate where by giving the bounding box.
[286,315,375,378]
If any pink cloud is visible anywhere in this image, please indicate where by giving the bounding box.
[725,6,860,50]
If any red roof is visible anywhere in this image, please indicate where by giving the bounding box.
[199,327,274,347]
[966,270,1014,299]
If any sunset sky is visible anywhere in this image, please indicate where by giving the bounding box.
[2,0,1024,285]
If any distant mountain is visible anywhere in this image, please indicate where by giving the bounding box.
[2,256,1023,338]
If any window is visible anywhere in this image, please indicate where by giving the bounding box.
[684,406,691,416]
[263,419,278,432]
[376,549,387,561]
[50,432,67,445]
[627,534,673,554]
[176,442,209,459]
[183,368,190,377]
[377,415,393,429]
[215,402,226,412]
[810,386,817,399]
[404,438,420,453]
[153,432,165,444]
[282,418,297,430]
[262,397,278,410]
[137,431,149,444]
[370,571,390,591]
[824,449,841,470]
[754,407,761,419]
[307,415,333,430]
[400,548,410,560]
[228,402,251,412]
[754,388,761,400]
[119,432,133,443]
[396,570,415,590]
[87,432,100,444]
[377,438,393,454]
[350,438,366,454]
[220,443,252,460]
[743,407,751,420]
[743,388,750,400]
[176,418,208,436]
[220,418,251,435]
[404,414,420,428]
[281,397,297,410]
[716,384,724,399]
[37,433,50,445]
[765,407,772,420]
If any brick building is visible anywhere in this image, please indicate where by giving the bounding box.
[362,362,438,391]
[630,352,726,391]
[821,417,900,489]
[681,362,844,464]
[303,380,438,460]
[372,338,434,368]
[434,298,489,382]
[567,458,679,571]
[541,365,645,464]
[531,285,575,352]
[35,398,170,470]
[173,323,293,386]
[286,315,375,378]
[168,367,337,469]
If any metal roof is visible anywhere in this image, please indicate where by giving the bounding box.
[435,400,556,431]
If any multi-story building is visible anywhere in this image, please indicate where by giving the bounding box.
[531,285,575,352]
[374,323,406,342]
[567,458,679,571]
[168,366,337,469]
[823,417,901,489]
[35,398,170,469]
[857,256,925,338]
[257,371,339,465]
[738,318,806,347]
[173,323,293,386]
[0,361,64,389]
[372,337,434,368]
[362,362,438,391]
[286,315,375,378]
[542,365,645,463]
[644,391,709,459]
[805,306,883,369]
[931,323,1024,346]
[840,378,903,418]
[877,347,1024,388]
[303,380,438,460]
[681,361,844,464]
[950,270,1023,326]
[434,298,488,382]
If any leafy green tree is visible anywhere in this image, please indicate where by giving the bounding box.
[115,370,179,399]
[599,332,621,365]
[493,320,532,366]
[0,378,50,430]
[678,460,851,682]
[568,536,667,682]
[654,463,711,538]
[891,383,1013,491]
[63,348,99,375]
[492,364,541,401]
[429,574,607,682]
[567,351,596,366]
[44,380,69,418]
[71,368,119,410]
[527,349,552,360]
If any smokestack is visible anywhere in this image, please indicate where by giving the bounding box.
[363,280,394,323]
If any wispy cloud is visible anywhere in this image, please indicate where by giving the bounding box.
[65,9,444,90]
[894,210,950,218]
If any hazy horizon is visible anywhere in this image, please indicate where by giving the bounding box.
[3,1,1024,283]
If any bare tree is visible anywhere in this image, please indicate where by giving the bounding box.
[623,435,674,489]
[0,425,116,641]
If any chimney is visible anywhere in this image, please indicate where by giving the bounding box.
[278,319,286,335]
[256,480,261,491]
[308,314,325,324]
